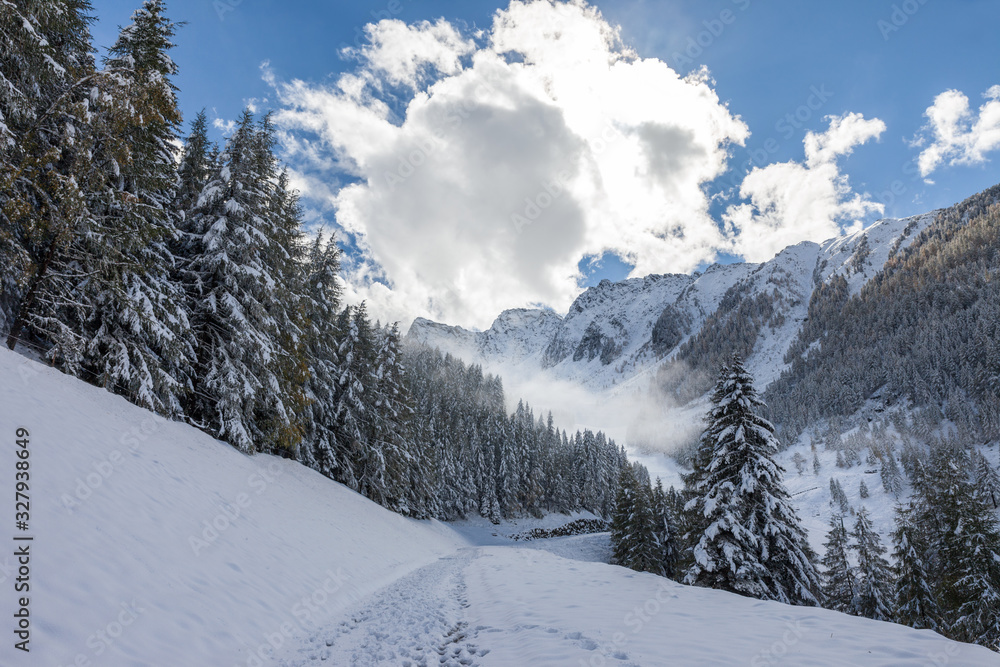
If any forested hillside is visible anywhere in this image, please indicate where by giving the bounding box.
[766,185,1000,443]
[0,0,626,523]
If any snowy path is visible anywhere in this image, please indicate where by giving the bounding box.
[275,542,642,667]
[277,549,487,666]
[275,536,1000,667]
[462,548,643,667]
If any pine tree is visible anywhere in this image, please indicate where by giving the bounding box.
[630,476,659,574]
[859,479,869,499]
[679,395,718,572]
[821,514,855,613]
[262,167,310,452]
[174,110,213,220]
[368,322,414,512]
[611,465,637,568]
[891,503,940,631]
[905,449,1000,649]
[792,451,807,475]
[652,478,679,579]
[611,464,658,573]
[880,453,904,499]
[813,451,821,476]
[475,428,502,524]
[182,110,288,452]
[299,231,344,478]
[928,452,1000,648]
[60,0,194,416]
[829,478,850,513]
[971,449,1000,510]
[684,356,821,605]
[3,0,98,349]
[334,303,373,490]
[849,507,893,621]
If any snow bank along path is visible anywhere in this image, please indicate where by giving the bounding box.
[1,348,996,666]
[0,349,464,666]
[278,542,999,666]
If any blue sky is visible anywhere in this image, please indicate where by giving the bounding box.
[91,0,1000,326]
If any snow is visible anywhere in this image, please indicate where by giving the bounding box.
[406,210,948,496]
[280,544,998,667]
[1,347,995,666]
[0,348,464,666]
[407,212,937,401]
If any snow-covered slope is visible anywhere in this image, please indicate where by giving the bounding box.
[406,213,936,394]
[3,347,994,666]
[0,348,465,666]
[277,543,999,667]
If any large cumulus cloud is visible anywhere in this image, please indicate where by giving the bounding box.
[269,0,884,328]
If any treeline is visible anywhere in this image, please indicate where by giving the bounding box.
[613,358,821,606]
[614,358,1000,651]
[766,185,1000,443]
[0,0,626,521]
[405,346,626,520]
[821,446,1000,650]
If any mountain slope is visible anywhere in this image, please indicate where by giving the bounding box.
[406,212,936,396]
[766,186,1000,439]
[2,347,997,665]
[0,348,464,666]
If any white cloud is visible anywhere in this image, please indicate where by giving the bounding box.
[269,0,749,329]
[724,112,886,262]
[268,1,884,328]
[344,19,476,90]
[915,85,1000,178]
[212,117,236,136]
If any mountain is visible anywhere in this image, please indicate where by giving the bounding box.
[406,210,937,396]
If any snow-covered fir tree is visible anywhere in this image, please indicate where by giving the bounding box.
[891,503,940,631]
[173,110,213,220]
[971,449,1000,510]
[928,451,1000,648]
[880,453,904,498]
[333,303,373,490]
[180,110,291,452]
[849,507,893,621]
[651,478,679,579]
[2,0,97,349]
[298,232,343,478]
[829,477,850,513]
[820,513,855,613]
[611,463,659,574]
[792,451,807,475]
[367,321,413,512]
[66,0,194,416]
[684,356,821,606]
[262,166,310,451]
[906,449,1000,648]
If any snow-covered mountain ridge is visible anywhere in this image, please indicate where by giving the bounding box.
[407,211,937,393]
